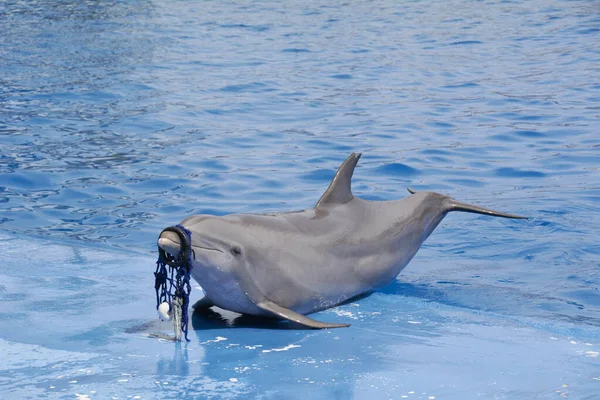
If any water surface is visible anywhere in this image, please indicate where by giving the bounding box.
[1,0,599,398]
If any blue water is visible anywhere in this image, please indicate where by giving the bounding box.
[1,0,599,398]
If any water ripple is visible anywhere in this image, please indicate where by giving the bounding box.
[0,0,599,397]
[0,0,598,364]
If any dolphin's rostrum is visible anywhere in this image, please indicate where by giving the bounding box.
[158,153,526,328]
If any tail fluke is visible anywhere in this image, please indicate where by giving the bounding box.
[406,188,527,219]
[447,199,527,219]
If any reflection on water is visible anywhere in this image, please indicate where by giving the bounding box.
[155,342,190,378]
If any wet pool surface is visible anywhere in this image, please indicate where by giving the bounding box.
[1,0,599,398]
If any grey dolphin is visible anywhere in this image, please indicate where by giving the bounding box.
[158,153,526,328]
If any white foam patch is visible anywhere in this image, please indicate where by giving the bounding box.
[262,344,301,353]
[328,309,359,320]
[199,336,227,345]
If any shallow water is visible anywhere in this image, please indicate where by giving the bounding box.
[1,0,599,398]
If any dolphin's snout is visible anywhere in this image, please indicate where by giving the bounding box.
[158,230,182,256]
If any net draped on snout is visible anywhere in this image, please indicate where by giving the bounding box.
[154,224,193,341]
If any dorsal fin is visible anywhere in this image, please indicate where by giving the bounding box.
[316,153,361,207]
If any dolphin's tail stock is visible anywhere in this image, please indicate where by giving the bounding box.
[406,188,527,220]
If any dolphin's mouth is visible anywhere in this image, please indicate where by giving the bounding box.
[193,245,223,253]
[157,228,222,263]
[157,226,192,267]
[158,233,182,258]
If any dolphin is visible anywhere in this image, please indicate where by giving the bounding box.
[158,153,526,328]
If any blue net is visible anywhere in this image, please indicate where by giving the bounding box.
[154,224,193,341]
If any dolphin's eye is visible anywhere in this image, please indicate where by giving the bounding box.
[230,246,242,257]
